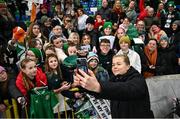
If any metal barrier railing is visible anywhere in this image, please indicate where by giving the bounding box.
[2,98,74,119]
[3,99,19,118]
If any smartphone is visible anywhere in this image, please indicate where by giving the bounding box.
[76,58,88,74]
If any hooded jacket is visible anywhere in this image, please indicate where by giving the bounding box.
[97,67,154,118]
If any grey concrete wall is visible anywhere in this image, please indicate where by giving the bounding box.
[146,74,180,118]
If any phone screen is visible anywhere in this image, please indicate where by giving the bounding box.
[77,58,88,74]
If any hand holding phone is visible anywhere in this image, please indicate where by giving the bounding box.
[76,58,88,74]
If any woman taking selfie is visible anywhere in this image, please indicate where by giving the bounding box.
[74,55,154,118]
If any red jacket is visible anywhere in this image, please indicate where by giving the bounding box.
[138,0,147,20]
[16,68,47,96]
[94,20,105,30]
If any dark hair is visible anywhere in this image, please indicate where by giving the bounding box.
[148,38,158,44]
[100,38,110,44]
[28,38,42,48]
[77,8,85,16]
[28,22,40,38]
[50,35,61,44]
[113,55,130,65]
[81,34,91,44]
[63,14,72,23]
[45,53,63,80]
[55,1,61,6]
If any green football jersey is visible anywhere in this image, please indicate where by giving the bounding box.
[29,87,59,118]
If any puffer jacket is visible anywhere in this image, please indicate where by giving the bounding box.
[16,67,47,96]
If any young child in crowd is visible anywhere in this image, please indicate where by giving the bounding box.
[16,58,47,97]
[66,43,78,56]
[45,54,72,117]
[45,53,71,94]
[87,52,109,82]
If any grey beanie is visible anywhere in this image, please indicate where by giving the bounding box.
[173,20,180,26]
[160,35,169,43]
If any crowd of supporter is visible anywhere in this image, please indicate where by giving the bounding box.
[0,0,180,118]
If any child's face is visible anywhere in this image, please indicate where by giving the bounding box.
[82,36,91,45]
[35,40,42,50]
[104,28,112,35]
[96,15,102,21]
[120,42,129,51]
[26,50,37,62]
[88,59,98,69]
[151,25,159,33]
[160,40,168,48]
[48,57,58,70]
[122,19,130,27]
[53,26,62,35]
[53,38,63,48]
[22,61,37,79]
[69,35,79,45]
[172,23,178,31]
[44,19,51,27]
[0,71,7,82]
[86,23,94,31]
[117,28,125,39]
[68,46,77,56]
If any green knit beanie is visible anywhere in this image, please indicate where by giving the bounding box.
[168,1,175,7]
[103,22,112,30]
[29,48,42,62]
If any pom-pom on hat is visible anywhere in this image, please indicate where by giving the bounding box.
[87,52,99,63]
[13,26,26,43]
[103,22,112,30]
[119,35,131,46]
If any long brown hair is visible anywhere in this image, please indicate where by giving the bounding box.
[112,0,124,13]
[45,53,63,80]
[27,22,47,44]
[20,58,36,91]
